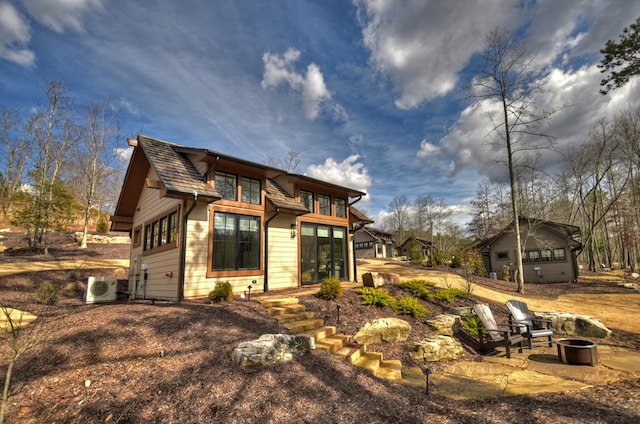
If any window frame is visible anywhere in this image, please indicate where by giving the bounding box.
[553,248,566,261]
[335,198,346,218]
[300,190,314,213]
[208,209,263,277]
[240,176,261,205]
[496,251,509,261]
[318,194,331,216]
[142,206,180,256]
[215,171,238,201]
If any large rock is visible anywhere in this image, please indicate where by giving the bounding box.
[353,318,411,344]
[361,272,400,288]
[427,314,461,336]
[534,312,612,339]
[231,334,315,367]
[412,336,464,362]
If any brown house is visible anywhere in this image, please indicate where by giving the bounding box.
[475,217,582,283]
[110,135,370,300]
[397,237,433,262]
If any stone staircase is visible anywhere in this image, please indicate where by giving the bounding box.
[256,296,426,389]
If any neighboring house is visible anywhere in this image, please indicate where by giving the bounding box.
[110,135,370,301]
[353,227,395,259]
[475,217,582,283]
[397,237,433,262]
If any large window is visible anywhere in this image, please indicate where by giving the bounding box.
[143,208,179,253]
[300,190,314,213]
[215,172,237,201]
[318,194,331,215]
[553,248,566,261]
[212,212,260,271]
[241,177,261,205]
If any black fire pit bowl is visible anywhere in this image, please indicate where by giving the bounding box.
[556,338,598,366]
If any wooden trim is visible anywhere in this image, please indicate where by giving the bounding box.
[146,178,163,189]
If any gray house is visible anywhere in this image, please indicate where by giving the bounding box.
[397,237,433,262]
[353,227,395,259]
[475,217,582,283]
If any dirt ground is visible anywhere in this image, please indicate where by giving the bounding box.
[1,232,639,423]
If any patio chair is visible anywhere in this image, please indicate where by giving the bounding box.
[505,299,553,349]
[472,303,524,359]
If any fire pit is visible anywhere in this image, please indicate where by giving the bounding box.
[556,338,598,366]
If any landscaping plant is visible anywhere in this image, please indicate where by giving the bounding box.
[318,277,343,300]
[355,287,395,307]
[208,281,233,303]
[393,295,428,318]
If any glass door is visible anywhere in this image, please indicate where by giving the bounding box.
[300,223,347,285]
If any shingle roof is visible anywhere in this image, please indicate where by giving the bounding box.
[265,179,309,213]
[350,206,373,224]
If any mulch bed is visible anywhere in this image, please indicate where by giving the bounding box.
[0,231,639,423]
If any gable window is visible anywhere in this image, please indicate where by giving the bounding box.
[300,190,314,213]
[527,250,541,262]
[496,251,509,260]
[215,172,237,201]
[241,177,261,205]
[212,212,260,271]
[318,194,331,215]
[335,198,346,218]
[553,248,566,261]
[541,249,552,261]
[143,208,179,253]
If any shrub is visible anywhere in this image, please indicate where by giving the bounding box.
[96,219,109,234]
[318,277,343,300]
[461,315,484,337]
[355,287,395,307]
[393,295,428,318]
[502,265,510,282]
[36,281,62,305]
[208,281,233,303]
[433,287,470,303]
[398,279,434,300]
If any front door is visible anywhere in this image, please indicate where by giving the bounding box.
[300,223,347,285]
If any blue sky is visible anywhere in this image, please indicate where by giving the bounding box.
[1,0,640,228]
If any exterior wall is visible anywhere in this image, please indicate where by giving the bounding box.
[129,168,182,300]
[489,227,576,283]
[264,214,298,291]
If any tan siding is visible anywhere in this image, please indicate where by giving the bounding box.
[265,214,299,291]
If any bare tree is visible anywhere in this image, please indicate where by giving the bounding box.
[266,150,300,173]
[468,28,559,293]
[387,195,411,245]
[0,107,33,219]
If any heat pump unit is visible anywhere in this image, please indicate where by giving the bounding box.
[85,276,118,304]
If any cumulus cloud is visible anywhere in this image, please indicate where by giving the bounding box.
[0,2,34,66]
[306,155,372,195]
[355,0,522,109]
[21,0,104,33]
[416,139,441,160]
[262,48,343,120]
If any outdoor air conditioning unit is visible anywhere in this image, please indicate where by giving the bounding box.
[85,276,118,304]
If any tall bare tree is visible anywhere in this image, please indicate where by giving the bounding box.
[468,28,558,293]
[386,195,411,245]
[0,107,33,219]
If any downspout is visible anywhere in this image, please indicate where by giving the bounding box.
[348,195,363,282]
[263,207,280,293]
[179,191,198,301]
[204,155,220,182]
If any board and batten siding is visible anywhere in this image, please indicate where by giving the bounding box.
[129,169,183,300]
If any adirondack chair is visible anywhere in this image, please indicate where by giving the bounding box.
[472,303,524,359]
[505,299,553,349]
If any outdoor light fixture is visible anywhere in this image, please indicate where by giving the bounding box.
[247,285,253,301]
[425,368,433,395]
[336,304,341,324]
[291,223,297,239]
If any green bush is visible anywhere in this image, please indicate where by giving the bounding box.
[393,295,428,318]
[96,219,109,234]
[36,281,62,305]
[433,287,470,303]
[208,281,234,303]
[461,315,484,337]
[318,277,343,300]
[398,279,434,300]
[355,287,395,307]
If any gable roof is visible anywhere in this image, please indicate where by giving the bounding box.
[361,227,394,242]
[398,237,433,249]
[475,217,582,252]
[265,179,309,214]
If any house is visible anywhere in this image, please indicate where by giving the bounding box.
[110,135,370,300]
[353,227,395,259]
[475,217,582,283]
[397,237,433,262]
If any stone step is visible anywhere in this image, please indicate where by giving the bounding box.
[376,359,403,382]
[401,367,426,389]
[267,304,307,316]
[299,325,336,342]
[315,334,351,353]
[274,311,316,323]
[257,297,299,308]
[352,351,383,376]
[283,318,325,334]
[333,343,365,362]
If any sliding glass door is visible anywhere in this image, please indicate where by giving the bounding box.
[300,223,347,285]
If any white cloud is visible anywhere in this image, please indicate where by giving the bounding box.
[416,139,441,160]
[0,2,34,66]
[261,48,340,120]
[306,155,372,195]
[21,0,104,33]
[355,0,522,109]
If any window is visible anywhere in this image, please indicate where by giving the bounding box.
[241,177,261,205]
[319,194,331,215]
[143,209,179,253]
[527,250,541,262]
[553,248,566,261]
[300,190,314,213]
[335,198,346,218]
[215,172,237,201]
[132,226,142,248]
[496,251,509,260]
[212,212,260,271]
[541,249,552,261]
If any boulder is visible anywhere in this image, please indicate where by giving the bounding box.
[427,314,461,336]
[534,312,612,339]
[353,318,411,344]
[231,334,315,367]
[412,336,464,362]
[451,306,474,317]
[361,272,400,288]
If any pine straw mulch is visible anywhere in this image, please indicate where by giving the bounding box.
[0,233,639,423]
